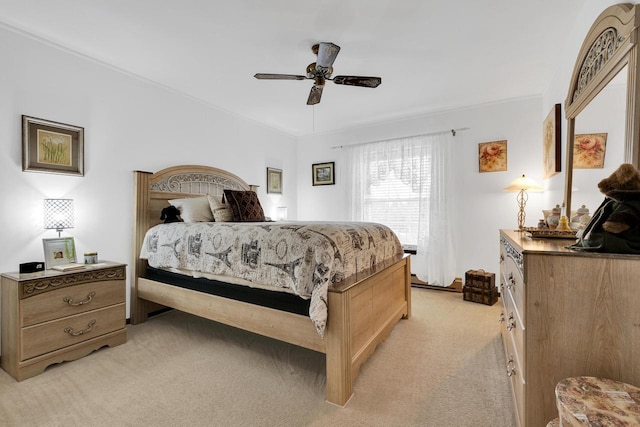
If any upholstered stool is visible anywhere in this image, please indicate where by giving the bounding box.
[555,377,640,426]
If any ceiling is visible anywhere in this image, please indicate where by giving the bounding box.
[0,0,586,136]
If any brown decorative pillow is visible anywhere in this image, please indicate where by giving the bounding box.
[223,190,265,222]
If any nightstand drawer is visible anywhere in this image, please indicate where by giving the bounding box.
[21,303,125,360]
[22,280,125,327]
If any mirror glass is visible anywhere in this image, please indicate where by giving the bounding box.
[570,65,627,219]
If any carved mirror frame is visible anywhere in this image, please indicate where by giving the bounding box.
[564,3,640,216]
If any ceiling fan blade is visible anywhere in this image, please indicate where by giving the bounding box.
[316,42,341,71]
[307,84,324,105]
[332,75,382,88]
[254,73,306,80]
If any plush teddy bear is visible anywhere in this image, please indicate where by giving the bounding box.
[160,205,183,223]
[571,163,640,253]
[596,163,640,234]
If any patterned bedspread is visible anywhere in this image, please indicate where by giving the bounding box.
[140,221,403,336]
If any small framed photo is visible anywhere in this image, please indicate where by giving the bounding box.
[22,115,84,176]
[573,133,607,168]
[478,140,507,173]
[43,237,77,268]
[266,167,282,194]
[543,104,561,179]
[312,162,335,186]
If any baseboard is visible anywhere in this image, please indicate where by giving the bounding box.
[411,275,463,293]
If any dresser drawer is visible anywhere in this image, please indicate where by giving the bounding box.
[501,312,525,427]
[21,303,125,360]
[501,244,525,325]
[21,280,125,327]
[502,286,525,379]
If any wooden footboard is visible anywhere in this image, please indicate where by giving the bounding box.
[131,167,411,406]
[326,254,411,405]
[133,254,410,406]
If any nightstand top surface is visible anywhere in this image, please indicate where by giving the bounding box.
[1,261,126,281]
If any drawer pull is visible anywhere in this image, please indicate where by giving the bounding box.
[507,356,516,377]
[499,311,505,323]
[507,313,516,331]
[63,291,96,306]
[64,319,96,336]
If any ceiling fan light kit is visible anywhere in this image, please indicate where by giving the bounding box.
[254,42,382,105]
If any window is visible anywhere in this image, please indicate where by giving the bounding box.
[344,131,456,287]
[362,155,431,246]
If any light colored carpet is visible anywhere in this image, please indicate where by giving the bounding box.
[0,289,516,426]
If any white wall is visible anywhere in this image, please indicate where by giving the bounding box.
[0,26,297,321]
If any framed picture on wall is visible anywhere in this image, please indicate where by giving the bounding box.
[22,115,84,176]
[543,103,561,179]
[266,167,282,194]
[312,162,335,185]
[478,141,507,173]
[573,133,607,168]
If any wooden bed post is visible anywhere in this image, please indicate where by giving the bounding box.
[404,256,412,319]
[325,289,353,406]
[131,170,151,324]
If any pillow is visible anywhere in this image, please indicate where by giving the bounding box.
[207,194,234,222]
[168,196,213,223]
[222,190,265,222]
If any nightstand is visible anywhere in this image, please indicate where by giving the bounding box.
[1,261,127,381]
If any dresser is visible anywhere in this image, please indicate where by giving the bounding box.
[1,261,127,381]
[498,229,640,427]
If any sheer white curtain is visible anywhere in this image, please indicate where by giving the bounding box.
[345,132,456,286]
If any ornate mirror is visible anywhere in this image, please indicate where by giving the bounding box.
[564,3,640,216]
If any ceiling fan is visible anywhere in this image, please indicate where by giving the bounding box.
[254,42,382,105]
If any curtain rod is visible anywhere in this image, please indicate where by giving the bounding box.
[330,127,470,149]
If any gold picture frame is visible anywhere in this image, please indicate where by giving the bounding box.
[478,140,507,173]
[312,162,335,185]
[22,115,84,176]
[266,167,282,194]
[543,104,561,179]
[573,133,607,169]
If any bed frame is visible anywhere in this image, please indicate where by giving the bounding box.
[130,165,411,406]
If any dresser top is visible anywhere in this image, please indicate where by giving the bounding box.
[500,229,640,260]
[1,260,126,281]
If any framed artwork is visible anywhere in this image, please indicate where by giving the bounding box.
[312,162,335,185]
[573,133,607,168]
[43,237,77,268]
[266,167,282,194]
[22,115,84,176]
[478,140,507,173]
[543,103,561,178]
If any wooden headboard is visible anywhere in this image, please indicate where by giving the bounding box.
[130,165,256,320]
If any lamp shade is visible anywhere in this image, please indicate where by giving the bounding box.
[44,199,74,235]
[503,174,544,192]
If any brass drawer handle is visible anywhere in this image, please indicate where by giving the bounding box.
[64,319,96,336]
[498,311,505,323]
[63,291,96,306]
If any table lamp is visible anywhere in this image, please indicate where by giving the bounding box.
[44,198,74,237]
[503,175,543,230]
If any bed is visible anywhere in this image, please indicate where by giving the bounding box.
[130,165,411,406]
